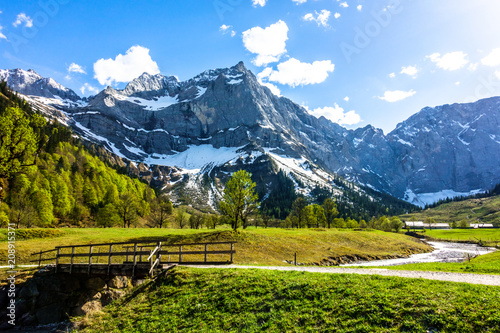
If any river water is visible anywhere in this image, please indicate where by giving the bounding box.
[340,241,497,267]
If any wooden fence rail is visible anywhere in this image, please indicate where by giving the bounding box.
[30,240,236,278]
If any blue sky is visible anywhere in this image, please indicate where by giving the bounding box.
[1,0,500,133]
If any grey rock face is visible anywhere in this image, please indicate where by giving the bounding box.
[4,64,500,204]
[0,68,81,102]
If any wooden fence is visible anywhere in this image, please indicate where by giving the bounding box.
[31,241,236,278]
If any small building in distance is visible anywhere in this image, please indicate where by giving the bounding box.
[404,221,451,230]
[470,223,495,229]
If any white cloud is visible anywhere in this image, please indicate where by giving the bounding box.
[344,96,349,102]
[242,20,289,67]
[68,63,86,74]
[455,81,460,86]
[334,12,341,19]
[292,0,307,4]
[303,10,331,27]
[481,48,500,67]
[259,58,334,87]
[427,51,468,71]
[400,65,418,78]
[13,13,33,28]
[80,83,99,95]
[378,89,416,102]
[495,70,500,80]
[252,0,267,7]
[0,26,6,40]
[93,45,160,85]
[220,24,236,37]
[357,5,363,11]
[339,2,349,8]
[389,72,396,78]
[309,104,361,125]
[468,63,478,71]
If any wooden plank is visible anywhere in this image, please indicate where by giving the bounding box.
[56,240,236,249]
[204,244,207,263]
[57,251,151,258]
[156,250,235,256]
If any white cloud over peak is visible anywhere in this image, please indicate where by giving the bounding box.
[468,63,478,72]
[13,13,33,28]
[481,48,500,67]
[378,90,416,102]
[400,65,418,78]
[344,96,349,102]
[242,20,289,67]
[304,10,331,27]
[292,0,307,4]
[357,5,363,11]
[495,70,500,80]
[339,2,349,8]
[334,12,341,19]
[259,58,334,87]
[68,63,86,74]
[309,104,361,125]
[252,0,267,7]
[80,83,99,96]
[93,45,160,85]
[427,51,468,71]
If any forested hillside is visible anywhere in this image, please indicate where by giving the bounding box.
[0,82,157,228]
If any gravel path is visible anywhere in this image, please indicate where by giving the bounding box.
[186,265,500,286]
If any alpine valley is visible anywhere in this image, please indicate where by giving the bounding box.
[1,62,499,214]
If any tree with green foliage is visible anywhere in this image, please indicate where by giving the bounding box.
[116,192,139,228]
[290,197,308,228]
[458,219,469,229]
[148,196,173,228]
[219,170,259,231]
[322,198,338,228]
[0,106,45,180]
[390,216,404,232]
[96,204,120,227]
[425,217,436,229]
[175,210,188,229]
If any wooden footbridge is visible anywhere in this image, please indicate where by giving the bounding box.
[31,240,236,278]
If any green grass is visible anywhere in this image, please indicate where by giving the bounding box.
[361,250,500,275]
[423,229,500,246]
[0,227,431,266]
[78,267,500,332]
[401,195,500,225]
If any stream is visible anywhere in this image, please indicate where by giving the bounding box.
[341,241,497,267]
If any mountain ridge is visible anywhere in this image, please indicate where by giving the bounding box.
[1,63,499,207]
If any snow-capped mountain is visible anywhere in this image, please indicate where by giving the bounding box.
[2,63,500,207]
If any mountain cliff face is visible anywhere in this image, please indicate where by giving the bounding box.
[2,63,500,207]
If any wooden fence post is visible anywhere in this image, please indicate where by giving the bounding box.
[55,248,60,273]
[88,246,93,275]
[230,243,234,263]
[108,244,113,277]
[70,247,75,274]
[132,243,138,278]
[38,251,42,267]
[179,245,182,263]
[204,244,208,263]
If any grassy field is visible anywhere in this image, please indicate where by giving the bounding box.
[0,227,431,267]
[401,195,500,225]
[78,267,500,332]
[423,228,500,246]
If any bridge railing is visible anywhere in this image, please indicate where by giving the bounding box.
[30,240,236,277]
